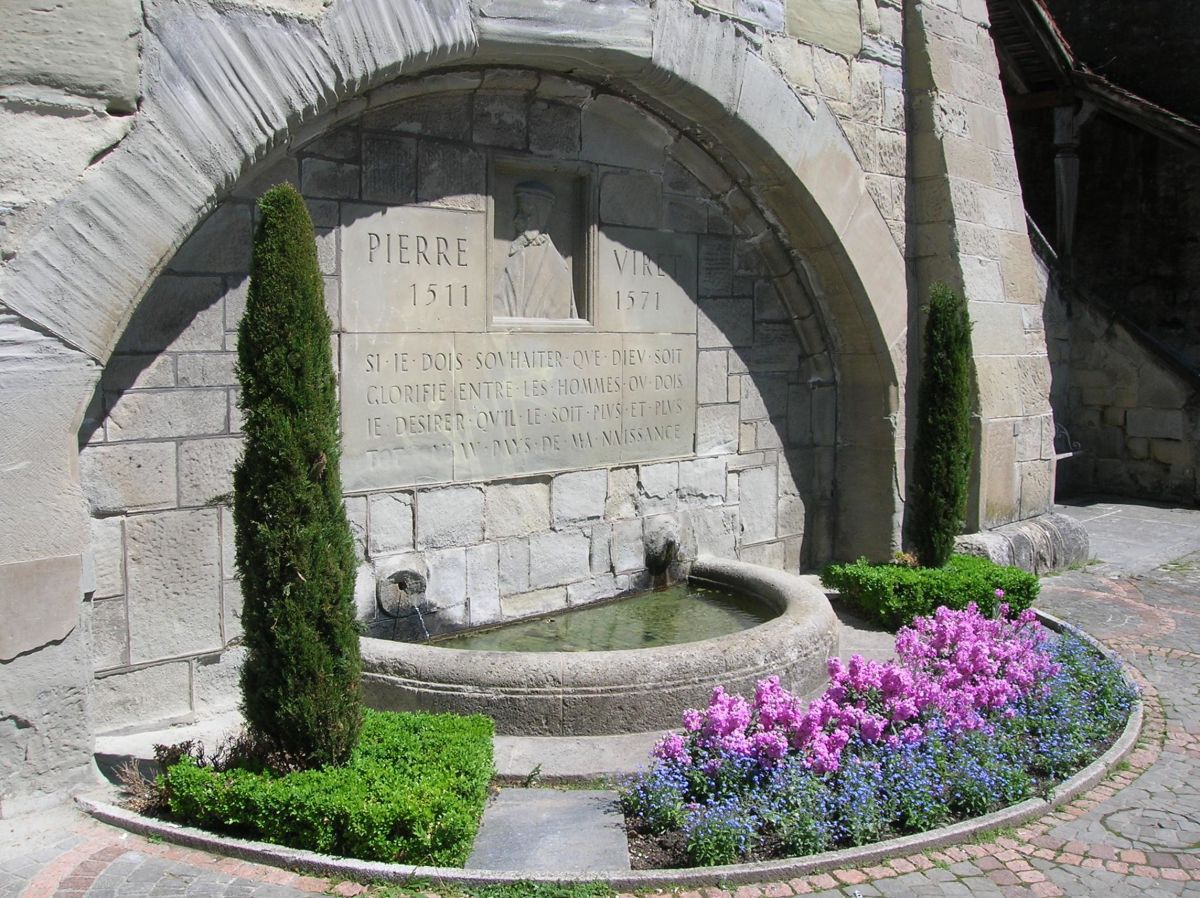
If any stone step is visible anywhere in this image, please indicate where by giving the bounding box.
[466,788,630,873]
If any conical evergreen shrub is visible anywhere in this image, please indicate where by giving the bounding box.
[233,184,361,768]
[910,282,974,568]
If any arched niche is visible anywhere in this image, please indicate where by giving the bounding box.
[3,0,908,713]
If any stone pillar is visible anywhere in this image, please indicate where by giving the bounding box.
[906,0,1055,532]
[0,316,99,816]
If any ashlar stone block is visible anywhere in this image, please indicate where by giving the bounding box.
[92,661,192,734]
[638,462,678,514]
[125,509,222,664]
[178,437,242,507]
[467,543,501,625]
[568,574,620,606]
[177,353,237,388]
[605,467,639,520]
[739,466,778,543]
[115,276,225,354]
[486,480,551,539]
[80,442,178,515]
[692,506,738,557]
[87,596,128,671]
[194,646,245,715]
[612,518,644,573]
[0,0,142,111]
[599,173,662,228]
[581,95,672,171]
[170,204,253,274]
[89,516,125,599]
[425,547,467,610]
[552,470,608,526]
[416,486,484,548]
[590,523,612,573]
[499,538,530,596]
[362,135,416,204]
[222,579,243,644]
[368,492,414,556]
[696,404,740,456]
[343,496,368,561]
[418,143,486,209]
[473,91,527,149]
[300,158,361,200]
[530,100,582,158]
[106,389,227,441]
[787,0,862,56]
[502,587,565,620]
[528,530,591,589]
[698,350,729,405]
[103,354,176,392]
[678,458,727,506]
[698,298,754,348]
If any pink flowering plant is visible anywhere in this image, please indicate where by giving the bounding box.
[620,603,1137,867]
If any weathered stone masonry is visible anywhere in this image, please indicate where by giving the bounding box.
[0,0,1052,812]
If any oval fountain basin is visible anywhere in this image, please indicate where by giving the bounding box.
[359,556,839,736]
[428,582,775,653]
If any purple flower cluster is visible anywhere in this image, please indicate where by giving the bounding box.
[653,603,1060,773]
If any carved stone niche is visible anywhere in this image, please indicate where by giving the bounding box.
[489,158,592,326]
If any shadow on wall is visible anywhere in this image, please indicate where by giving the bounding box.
[74,71,841,735]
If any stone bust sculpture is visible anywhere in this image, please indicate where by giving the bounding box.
[493,180,577,319]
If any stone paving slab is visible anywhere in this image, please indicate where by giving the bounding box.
[466,789,630,873]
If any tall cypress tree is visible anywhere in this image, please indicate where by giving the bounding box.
[233,184,361,768]
[910,282,974,568]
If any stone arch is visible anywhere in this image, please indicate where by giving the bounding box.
[3,0,906,571]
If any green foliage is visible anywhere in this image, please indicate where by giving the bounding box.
[474,883,614,898]
[910,282,974,567]
[161,710,494,865]
[821,554,1039,629]
[234,183,361,768]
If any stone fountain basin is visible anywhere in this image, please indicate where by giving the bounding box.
[359,556,839,736]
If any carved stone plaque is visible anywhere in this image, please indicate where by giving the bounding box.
[341,333,458,492]
[341,332,697,490]
[596,227,698,334]
[341,204,487,333]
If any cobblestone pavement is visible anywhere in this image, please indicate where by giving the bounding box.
[6,502,1200,897]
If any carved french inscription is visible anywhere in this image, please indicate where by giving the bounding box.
[341,332,697,491]
[596,227,698,334]
[341,333,457,492]
[341,204,487,333]
[616,334,696,462]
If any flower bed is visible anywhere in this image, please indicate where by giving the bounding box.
[620,604,1136,868]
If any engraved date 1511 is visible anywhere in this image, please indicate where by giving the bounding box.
[410,283,469,307]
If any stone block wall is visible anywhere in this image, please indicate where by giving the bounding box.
[765,0,908,255]
[78,72,841,732]
[1044,264,1200,503]
[906,0,1055,530]
[0,0,1055,798]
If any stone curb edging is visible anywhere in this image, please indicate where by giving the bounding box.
[76,612,1145,889]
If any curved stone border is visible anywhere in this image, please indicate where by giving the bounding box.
[77,610,1143,888]
[955,512,1091,576]
[360,557,839,736]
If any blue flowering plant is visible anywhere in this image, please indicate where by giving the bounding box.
[620,603,1137,867]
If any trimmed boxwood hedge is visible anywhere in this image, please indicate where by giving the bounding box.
[821,554,1039,630]
[161,710,494,865]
